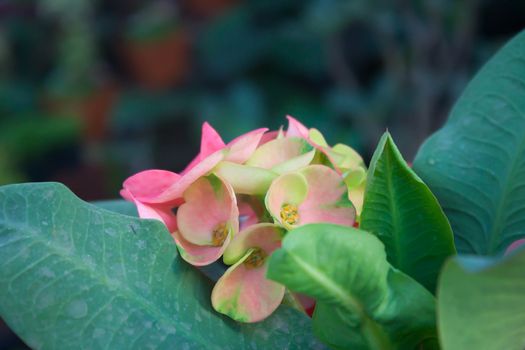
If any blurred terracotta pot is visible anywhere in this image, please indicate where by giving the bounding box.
[79,84,120,142]
[43,82,120,142]
[122,30,190,90]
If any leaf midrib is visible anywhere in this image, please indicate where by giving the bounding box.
[284,248,365,316]
[0,217,209,348]
[282,247,394,350]
[383,143,404,270]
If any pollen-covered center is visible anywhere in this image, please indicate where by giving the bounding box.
[212,223,229,246]
[280,203,299,225]
[243,247,268,269]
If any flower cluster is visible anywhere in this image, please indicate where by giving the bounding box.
[121,116,366,322]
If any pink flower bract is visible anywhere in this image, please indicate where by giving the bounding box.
[174,174,239,266]
[212,223,285,323]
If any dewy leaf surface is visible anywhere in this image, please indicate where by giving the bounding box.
[438,248,525,349]
[0,182,324,350]
[414,30,525,255]
[267,224,437,350]
[361,132,455,293]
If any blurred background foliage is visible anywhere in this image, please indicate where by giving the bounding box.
[0,0,524,348]
[1,0,525,199]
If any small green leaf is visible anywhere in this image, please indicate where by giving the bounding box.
[438,248,525,349]
[0,183,325,349]
[267,224,437,350]
[361,132,456,293]
[413,30,525,255]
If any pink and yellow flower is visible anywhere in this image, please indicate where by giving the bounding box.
[122,116,365,323]
[266,165,356,230]
[214,135,316,196]
[286,116,367,216]
[121,122,266,228]
[212,224,285,322]
[124,123,266,203]
[173,174,239,266]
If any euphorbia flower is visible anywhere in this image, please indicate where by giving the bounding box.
[246,137,316,174]
[122,122,267,205]
[212,223,285,322]
[287,115,367,215]
[214,134,316,195]
[265,165,356,230]
[173,174,239,266]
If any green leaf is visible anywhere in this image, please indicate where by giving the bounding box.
[361,132,456,293]
[0,182,325,349]
[93,199,228,283]
[438,248,525,349]
[413,30,525,255]
[92,199,138,217]
[267,224,437,350]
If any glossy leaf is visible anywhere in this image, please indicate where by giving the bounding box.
[438,248,525,349]
[96,198,231,283]
[361,132,455,292]
[0,183,325,349]
[267,224,437,350]
[92,199,138,217]
[413,30,525,255]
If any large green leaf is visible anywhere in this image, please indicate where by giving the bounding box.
[92,199,138,217]
[267,224,437,350]
[92,200,228,283]
[0,182,325,349]
[361,132,455,293]
[413,30,525,255]
[438,248,525,349]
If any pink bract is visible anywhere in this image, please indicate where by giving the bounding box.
[172,230,233,267]
[120,188,179,232]
[212,224,285,323]
[266,165,356,229]
[286,116,367,216]
[174,174,239,266]
[286,115,310,138]
[184,122,268,174]
[122,122,267,204]
[177,175,237,245]
[286,115,364,173]
[286,115,346,173]
[246,137,315,174]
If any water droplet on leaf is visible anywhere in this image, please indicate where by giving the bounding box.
[67,299,88,319]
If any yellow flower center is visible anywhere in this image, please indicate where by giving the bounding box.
[280,203,299,226]
[212,223,229,246]
[243,247,268,269]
